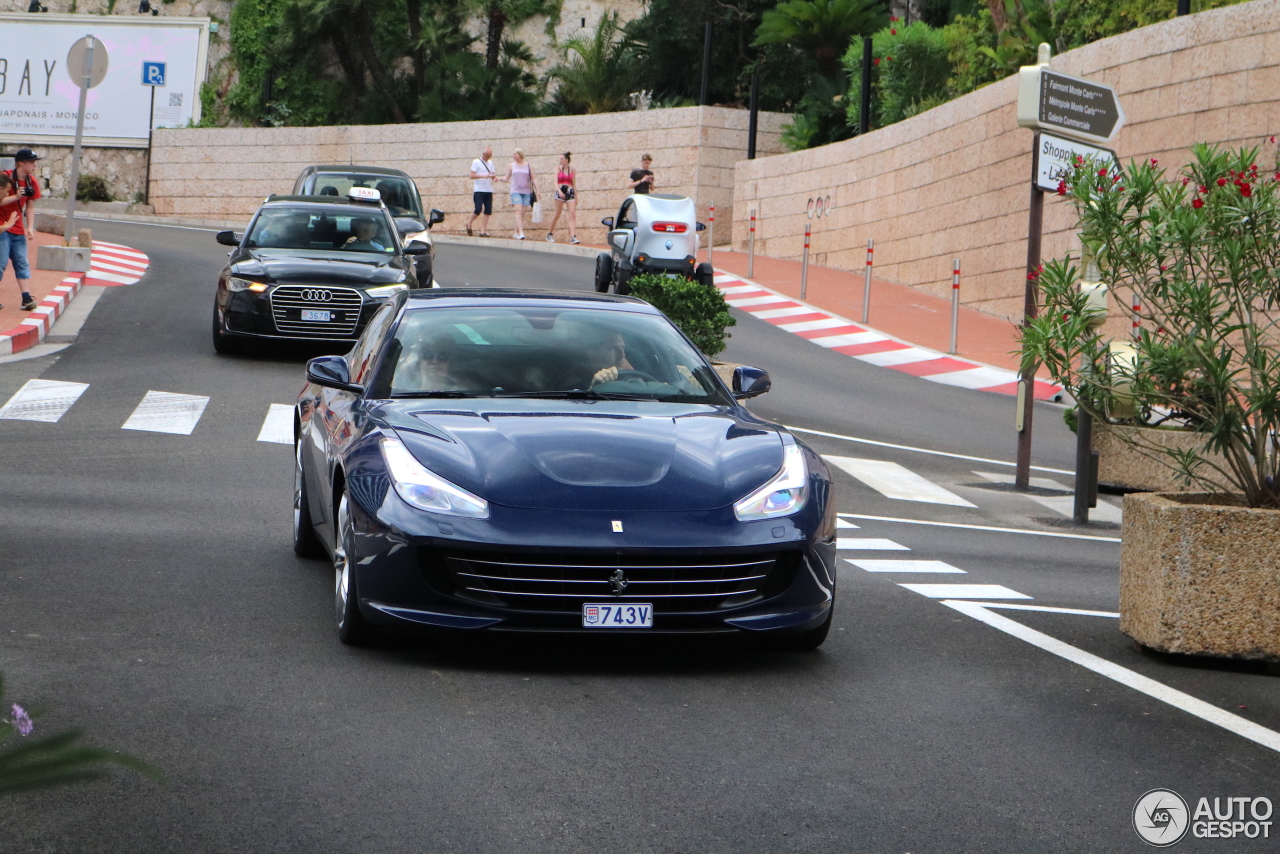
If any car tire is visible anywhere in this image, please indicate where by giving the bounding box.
[774,604,833,652]
[334,491,378,646]
[417,255,434,288]
[293,440,325,559]
[696,262,715,289]
[594,253,612,293]
[211,306,244,355]
[614,269,633,296]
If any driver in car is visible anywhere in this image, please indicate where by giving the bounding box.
[588,331,629,387]
[343,218,387,252]
[398,335,463,392]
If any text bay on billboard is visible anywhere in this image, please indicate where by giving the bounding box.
[0,14,209,148]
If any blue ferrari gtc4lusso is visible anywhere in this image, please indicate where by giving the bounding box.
[294,289,837,649]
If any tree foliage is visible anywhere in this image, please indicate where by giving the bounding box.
[755,0,887,75]
[628,273,736,357]
[546,12,640,114]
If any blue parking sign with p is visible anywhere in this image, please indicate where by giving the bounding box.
[142,62,166,86]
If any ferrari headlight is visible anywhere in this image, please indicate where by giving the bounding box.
[366,283,409,299]
[228,276,268,293]
[380,436,489,519]
[733,441,808,521]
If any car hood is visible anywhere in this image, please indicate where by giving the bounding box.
[232,250,406,286]
[374,400,784,512]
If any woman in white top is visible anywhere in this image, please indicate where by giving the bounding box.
[499,148,539,240]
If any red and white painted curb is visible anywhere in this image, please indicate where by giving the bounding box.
[714,272,1063,401]
[0,240,150,357]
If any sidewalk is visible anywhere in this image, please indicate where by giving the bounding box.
[0,231,88,356]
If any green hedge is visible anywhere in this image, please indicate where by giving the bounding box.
[627,273,736,357]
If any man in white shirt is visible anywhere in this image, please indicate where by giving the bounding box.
[467,146,495,237]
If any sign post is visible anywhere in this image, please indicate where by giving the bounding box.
[1012,44,1124,491]
[63,35,108,249]
[141,61,166,205]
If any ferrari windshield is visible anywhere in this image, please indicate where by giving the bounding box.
[246,207,396,254]
[382,306,731,403]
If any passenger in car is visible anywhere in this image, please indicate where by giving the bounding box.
[343,218,386,252]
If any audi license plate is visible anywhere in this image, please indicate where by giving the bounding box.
[301,309,332,322]
[583,603,652,628]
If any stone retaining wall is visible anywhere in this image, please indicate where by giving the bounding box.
[149,107,787,242]
[732,0,1280,337]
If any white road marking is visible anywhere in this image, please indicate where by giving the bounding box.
[855,347,942,367]
[89,259,148,276]
[972,470,1071,491]
[122,391,209,435]
[778,317,850,333]
[788,424,1074,475]
[719,285,761,295]
[824,456,976,507]
[849,560,965,573]
[836,538,909,551]
[811,331,885,348]
[942,599,1280,754]
[838,512,1122,543]
[972,602,1119,618]
[0,379,89,422]
[1026,493,1123,523]
[256,403,294,444]
[750,306,813,319]
[85,270,142,285]
[92,241,148,258]
[835,518,859,529]
[901,584,1032,599]
[924,366,1018,389]
[726,294,792,308]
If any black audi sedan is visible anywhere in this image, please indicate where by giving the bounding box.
[212,190,428,354]
[293,289,837,649]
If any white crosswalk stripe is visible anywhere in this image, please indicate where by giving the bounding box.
[1026,493,1124,524]
[122,391,209,435]
[836,538,909,550]
[899,583,1032,599]
[0,379,89,422]
[824,456,976,507]
[257,404,294,444]
[835,518,859,529]
[972,470,1071,491]
[847,560,965,573]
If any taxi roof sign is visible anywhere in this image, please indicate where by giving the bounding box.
[348,187,382,204]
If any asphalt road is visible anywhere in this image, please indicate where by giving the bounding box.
[1,223,1277,852]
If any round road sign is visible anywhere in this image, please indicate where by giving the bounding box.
[66,36,109,89]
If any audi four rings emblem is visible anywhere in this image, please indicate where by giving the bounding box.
[302,289,333,302]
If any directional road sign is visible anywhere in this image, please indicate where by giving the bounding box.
[66,35,109,89]
[1033,132,1119,193]
[1017,66,1124,146]
[142,61,167,87]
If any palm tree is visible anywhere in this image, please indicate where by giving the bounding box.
[754,0,887,76]
[546,12,640,114]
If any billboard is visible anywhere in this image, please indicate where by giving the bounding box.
[0,13,210,149]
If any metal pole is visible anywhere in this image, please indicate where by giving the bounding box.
[747,209,756,278]
[949,258,960,355]
[1073,408,1094,524]
[862,239,873,323]
[144,84,155,205]
[747,72,759,160]
[859,37,872,136]
[1177,0,1191,15]
[1016,183,1045,490]
[707,204,714,265]
[800,223,811,300]
[699,22,712,107]
[1132,293,1141,340]
[64,35,94,247]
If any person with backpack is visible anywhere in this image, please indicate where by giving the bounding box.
[1,149,42,311]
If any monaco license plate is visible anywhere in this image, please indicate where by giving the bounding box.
[583,603,653,628]
[301,309,333,322]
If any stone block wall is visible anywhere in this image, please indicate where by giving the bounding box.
[732,0,1280,336]
[150,107,787,243]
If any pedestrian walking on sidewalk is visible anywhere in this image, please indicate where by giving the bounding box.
[627,154,655,195]
[467,146,496,237]
[500,149,538,240]
[0,149,42,312]
[545,152,579,244]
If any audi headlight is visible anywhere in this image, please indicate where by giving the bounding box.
[380,436,489,519]
[227,276,268,293]
[734,441,808,521]
[366,283,409,299]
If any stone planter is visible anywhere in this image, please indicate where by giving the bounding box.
[1120,492,1280,661]
[1094,424,1231,492]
